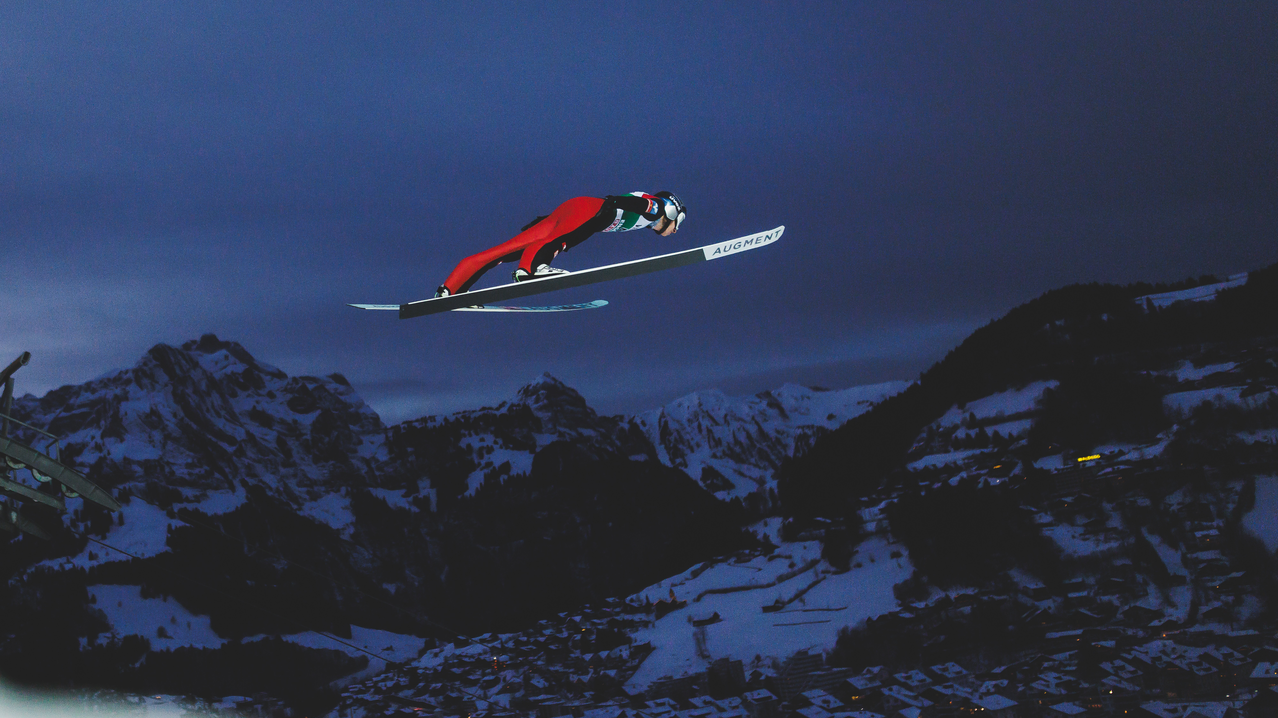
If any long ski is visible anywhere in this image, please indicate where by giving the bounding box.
[349,300,609,313]
[350,225,783,320]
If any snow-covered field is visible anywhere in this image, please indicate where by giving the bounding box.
[907,448,990,471]
[933,381,1056,429]
[41,500,176,572]
[907,382,1055,470]
[89,584,224,649]
[87,581,426,669]
[624,533,913,693]
[262,625,425,664]
[1134,274,1249,309]
[1040,506,1127,557]
[1243,475,1278,552]
[1142,529,1189,581]
[260,625,427,686]
[1167,361,1238,384]
[302,492,356,533]
[368,486,429,512]
[463,445,535,496]
[174,489,248,516]
[1164,385,1258,414]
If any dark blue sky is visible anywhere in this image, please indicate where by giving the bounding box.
[3,3,1276,421]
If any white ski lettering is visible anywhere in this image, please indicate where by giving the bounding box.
[705,229,782,260]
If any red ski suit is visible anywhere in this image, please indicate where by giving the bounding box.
[440,194,664,295]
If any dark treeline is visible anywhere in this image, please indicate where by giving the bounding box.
[1026,364,1170,452]
[883,482,1066,588]
[830,596,1040,671]
[415,441,758,633]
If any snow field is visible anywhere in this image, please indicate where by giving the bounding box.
[40,500,175,572]
[1167,361,1239,384]
[463,444,535,496]
[174,489,248,516]
[1134,273,1249,309]
[301,491,355,532]
[933,381,1057,429]
[1039,504,1128,558]
[907,448,990,471]
[259,625,426,666]
[367,486,426,512]
[88,583,426,660]
[89,584,224,649]
[1243,475,1278,552]
[1163,385,1269,414]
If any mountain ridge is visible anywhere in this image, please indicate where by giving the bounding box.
[11,335,904,517]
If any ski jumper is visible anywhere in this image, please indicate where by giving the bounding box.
[440,192,669,294]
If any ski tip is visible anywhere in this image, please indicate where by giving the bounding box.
[349,303,400,311]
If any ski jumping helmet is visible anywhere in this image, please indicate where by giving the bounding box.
[655,191,686,230]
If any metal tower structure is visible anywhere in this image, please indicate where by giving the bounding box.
[0,351,120,539]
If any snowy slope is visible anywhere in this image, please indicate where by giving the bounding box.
[625,529,913,692]
[931,381,1056,430]
[1134,273,1249,309]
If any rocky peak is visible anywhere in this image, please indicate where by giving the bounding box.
[184,333,256,362]
[514,373,597,430]
[516,372,578,404]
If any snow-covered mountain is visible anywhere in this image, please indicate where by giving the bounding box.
[382,372,907,504]
[632,382,907,498]
[12,336,901,520]
[13,335,385,517]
